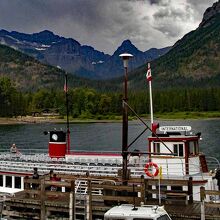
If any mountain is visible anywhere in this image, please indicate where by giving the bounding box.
[0,1,219,92]
[92,39,171,79]
[94,40,147,78]
[0,44,118,92]
[127,0,220,90]
[0,29,170,79]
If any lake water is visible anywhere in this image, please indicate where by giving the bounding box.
[0,119,219,160]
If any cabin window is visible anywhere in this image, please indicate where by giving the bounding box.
[173,144,184,157]
[189,141,199,155]
[6,176,12,187]
[194,141,199,155]
[189,141,194,155]
[0,175,3,186]
[153,142,160,154]
[15,176,21,189]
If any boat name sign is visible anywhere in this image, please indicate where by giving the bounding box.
[159,126,192,132]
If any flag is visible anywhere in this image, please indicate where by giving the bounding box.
[146,63,152,82]
[64,78,68,93]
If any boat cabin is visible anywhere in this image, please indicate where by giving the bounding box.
[0,172,26,195]
[104,204,171,220]
[148,125,208,176]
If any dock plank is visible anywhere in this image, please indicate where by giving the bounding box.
[145,200,220,219]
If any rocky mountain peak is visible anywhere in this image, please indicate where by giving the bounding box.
[0,29,170,79]
[113,39,142,56]
[31,30,63,44]
[199,0,220,27]
[36,30,54,35]
[121,39,132,46]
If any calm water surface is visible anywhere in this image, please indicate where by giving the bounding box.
[0,119,219,160]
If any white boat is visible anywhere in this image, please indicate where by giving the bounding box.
[0,59,219,205]
[0,123,218,201]
[104,204,172,220]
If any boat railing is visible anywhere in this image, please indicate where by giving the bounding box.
[0,148,48,155]
[0,152,216,179]
[205,156,220,171]
[134,160,206,178]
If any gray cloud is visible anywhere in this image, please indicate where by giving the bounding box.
[149,0,170,6]
[152,6,193,37]
[0,0,217,54]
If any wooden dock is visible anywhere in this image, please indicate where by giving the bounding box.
[144,200,220,220]
[1,174,220,219]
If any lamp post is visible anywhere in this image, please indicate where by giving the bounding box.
[119,53,133,184]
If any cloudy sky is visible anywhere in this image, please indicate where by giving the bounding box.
[0,0,216,54]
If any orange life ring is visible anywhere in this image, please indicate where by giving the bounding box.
[144,162,159,177]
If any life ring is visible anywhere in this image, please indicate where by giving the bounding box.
[144,162,159,177]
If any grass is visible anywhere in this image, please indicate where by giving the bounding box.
[0,111,220,125]
[65,111,220,122]
[154,111,220,120]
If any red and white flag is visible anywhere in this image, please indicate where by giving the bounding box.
[146,63,152,82]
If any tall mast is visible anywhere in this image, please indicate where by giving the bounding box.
[146,63,154,128]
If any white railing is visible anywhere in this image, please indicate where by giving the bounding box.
[206,156,220,171]
[0,150,219,179]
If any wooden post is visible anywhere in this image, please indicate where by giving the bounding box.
[188,176,193,204]
[88,179,92,220]
[144,179,149,203]
[69,180,75,220]
[24,176,29,190]
[200,186,205,220]
[24,176,29,198]
[140,175,145,204]
[85,179,92,220]
[40,178,46,220]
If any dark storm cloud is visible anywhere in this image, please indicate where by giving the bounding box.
[0,0,110,32]
[150,0,161,4]
[0,0,217,54]
[148,0,170,6]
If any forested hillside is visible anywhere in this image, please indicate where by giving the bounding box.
[0,44,119,92]
[1,77,220,118]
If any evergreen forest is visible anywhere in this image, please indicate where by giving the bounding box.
[1,77,220,119]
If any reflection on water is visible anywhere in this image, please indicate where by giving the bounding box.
[0,119,219,160]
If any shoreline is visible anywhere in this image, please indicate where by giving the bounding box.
[0,114,220,125]
[0,116,123,125]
